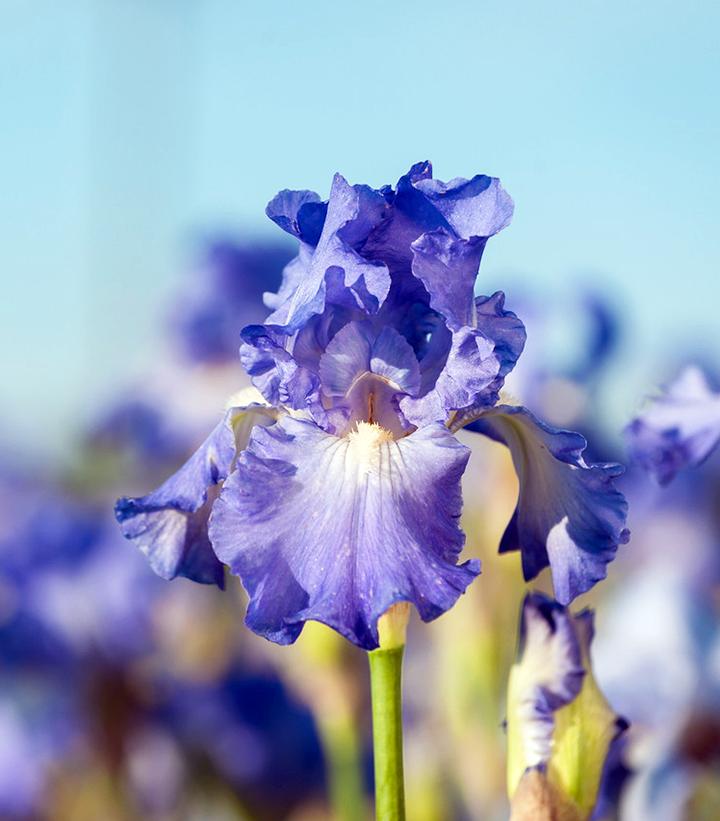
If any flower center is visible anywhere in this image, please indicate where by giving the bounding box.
[345,421,395,473]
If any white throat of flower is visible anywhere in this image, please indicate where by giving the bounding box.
[345,421,395,474]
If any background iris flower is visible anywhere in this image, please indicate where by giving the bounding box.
[625,365,720,485]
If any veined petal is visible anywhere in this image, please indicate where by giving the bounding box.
[115,405,276,586]
[267,174,390,331]
[464,406,629,604]
[209,417,480,650]
[362,162,513,276]
[240,325,319,409]
[410,228,485,331]
[413,172,515,240]
[401,327,500,425]
[625,365,720,485]
[399,291,524,426]
[318,321,421,398]
[265,189,326,245]
[474,291,527,381]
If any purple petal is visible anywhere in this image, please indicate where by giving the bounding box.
[115,405,275,586]
[265,189,326,245]
[240,325,319,409]
[410,228,485,331]
[474,291,527,381]
[625,365,720,485]
[401,327,500,425]
[466,406,629,604]
[318,321,421,398]
[398,291,525,426]
[414,173,515,240]
[363,163,513,270]
[267,175,390,331]
[209,417,480,649]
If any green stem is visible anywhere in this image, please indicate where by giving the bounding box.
[317,710,366,821]
[369,645,406,821]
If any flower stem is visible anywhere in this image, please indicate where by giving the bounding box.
[369,643,406,820]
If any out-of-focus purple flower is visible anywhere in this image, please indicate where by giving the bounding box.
[0,683,83,818]
[162,668,323,816]
[87,398,186,466]
[625,365,720,485]
[0,471,162,667]
[172,240,291,364]
[117,163,629,649]
[567,292,621,385]
[593,560,720,820]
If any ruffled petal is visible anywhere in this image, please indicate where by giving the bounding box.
[413,172,515,240]
[474,291,527,381]
[265,189,326,245]
[362,162,513,274]
[464,406,629,603]
[410,228,485,331]
[240,325,319,409]
[115,405,276,586]
[266,174,390,331]
[625,365,720,485]
[401,327,500,425]
[209,417,480,649]
[399,292,525,426]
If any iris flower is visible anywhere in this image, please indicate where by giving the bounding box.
[116,162,629,650]
[625,365,720,485]
[172,240,290,364]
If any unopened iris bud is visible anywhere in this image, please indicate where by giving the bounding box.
[506,593,627,821]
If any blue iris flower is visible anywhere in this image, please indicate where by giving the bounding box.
[117,162,629,650]
[625,365,720,485]
[171,239,291,364]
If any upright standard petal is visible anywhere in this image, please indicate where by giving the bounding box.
[474,292,527,383]
[265,188,326,245]
[413,172,515,240]
[317,322,421,400]
[115,405,276,586]
[625,365,720,485]
[462,406,629,604]
[209,417,480,650]
[410,228,485,331]
[267,174,390,331]
[360,163,514,296]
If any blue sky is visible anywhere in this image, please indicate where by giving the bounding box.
[2,0,718,456]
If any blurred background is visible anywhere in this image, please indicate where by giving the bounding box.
[1,2,719,820]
